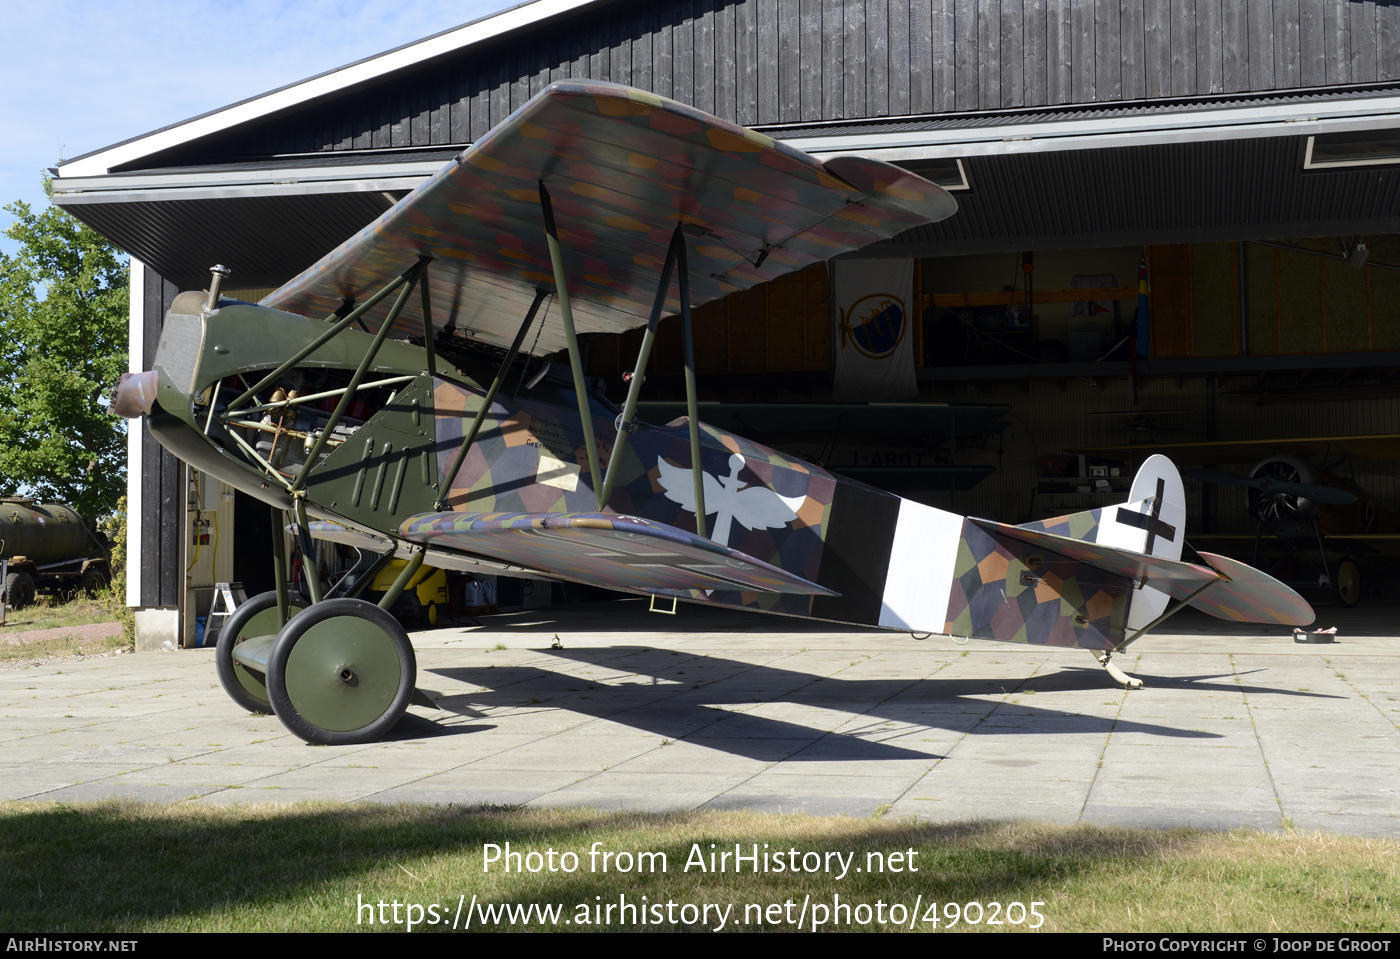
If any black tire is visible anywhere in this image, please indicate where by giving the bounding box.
[215,590,311,714]
[1333,559,1362,608]
[79,567,108,597]
[3,570,36,610]
[265,598,417,745]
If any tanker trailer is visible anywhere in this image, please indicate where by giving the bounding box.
[0,498,111,609]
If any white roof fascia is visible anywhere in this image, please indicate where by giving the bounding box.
[51,160,447,200]
[57,0,604,179]
[53,178,430,206]
[785,94,1400,161]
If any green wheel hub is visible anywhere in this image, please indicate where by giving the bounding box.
[284,616,403,730]
[266,598,416,745]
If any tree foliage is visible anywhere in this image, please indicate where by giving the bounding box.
[0,180,128,518]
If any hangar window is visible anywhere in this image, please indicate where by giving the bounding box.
[896,158,969,191]
[1304,130,1400,169]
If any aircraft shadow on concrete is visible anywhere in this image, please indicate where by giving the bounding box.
[1041,665,1345,699]
[393,645,1320,760]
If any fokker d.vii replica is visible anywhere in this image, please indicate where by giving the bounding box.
[112,82,1315,745]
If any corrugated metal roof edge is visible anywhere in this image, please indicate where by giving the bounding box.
[69,80,1400,181]
[759,82,1400,139]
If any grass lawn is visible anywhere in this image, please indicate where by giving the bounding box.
[0,591,131,663]
[0,802,1394,932]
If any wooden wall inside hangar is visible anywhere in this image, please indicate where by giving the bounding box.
[1147,236,1400,359]
[586,263,842,382]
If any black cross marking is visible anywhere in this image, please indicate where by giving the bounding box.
[1115,477,1177,553]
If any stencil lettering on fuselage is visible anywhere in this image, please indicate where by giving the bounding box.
[527,419,582,491]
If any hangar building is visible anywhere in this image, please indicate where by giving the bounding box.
[53,0,1400,648]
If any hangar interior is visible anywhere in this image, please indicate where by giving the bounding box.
[52,0,1400,646]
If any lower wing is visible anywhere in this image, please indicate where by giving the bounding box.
[397,511,837,597]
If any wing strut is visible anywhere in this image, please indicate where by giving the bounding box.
[597,227,680,508]
[290,257,433,493]
[676,228,707,536]
[1114,579,1218,651]
[587,226,709,535]
[435,288,550,509]
[226,264,423,412]
[418,269,437,379]
[540,182,605,509]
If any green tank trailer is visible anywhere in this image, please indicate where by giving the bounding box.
[0,497,111,609]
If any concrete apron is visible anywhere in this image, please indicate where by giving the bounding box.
[1,600,1395,836]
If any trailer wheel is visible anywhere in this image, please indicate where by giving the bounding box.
[265,598,417,745]
[215,590,310,714]
[80,568,108,596]
[3,571,35,610]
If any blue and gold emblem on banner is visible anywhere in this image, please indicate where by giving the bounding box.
[839,292,906,359]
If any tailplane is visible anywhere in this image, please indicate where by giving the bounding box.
[1018,454,1186,631]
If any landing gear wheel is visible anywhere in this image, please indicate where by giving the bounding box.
[215,590,311,714]
[265,598,417,745]
[1333,559,1362,608]
[3,570,35,610]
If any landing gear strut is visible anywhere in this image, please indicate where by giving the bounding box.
[215,503,424,744]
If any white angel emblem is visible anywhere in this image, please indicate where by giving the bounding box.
[656,453,806,546]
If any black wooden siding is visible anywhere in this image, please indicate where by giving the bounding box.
[124,0,1400,170]
[140,269,184,608]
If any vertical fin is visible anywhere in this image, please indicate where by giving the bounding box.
[1019,455,1186,632]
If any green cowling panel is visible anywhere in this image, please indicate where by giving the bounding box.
[260,81,955,357]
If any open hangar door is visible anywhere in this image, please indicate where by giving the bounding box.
[915,236,1400,611]
[580,230,1400,613]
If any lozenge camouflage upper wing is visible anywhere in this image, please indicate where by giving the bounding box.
[260,80,955,356]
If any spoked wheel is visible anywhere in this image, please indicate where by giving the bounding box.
[215,590,311,713]
[265,598,417,745]
[1333,559,1362,607]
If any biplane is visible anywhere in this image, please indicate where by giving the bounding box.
[111,81,1315,745]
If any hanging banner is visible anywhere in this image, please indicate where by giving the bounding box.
[832,259,918,402]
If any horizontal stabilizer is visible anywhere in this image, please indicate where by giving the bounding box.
[970,518,1314,626]
[398,511,837,597]
[1192,551,1315,626]
[974,518,1218,596]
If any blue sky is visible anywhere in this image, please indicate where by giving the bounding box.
[1,0,519,256]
